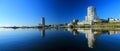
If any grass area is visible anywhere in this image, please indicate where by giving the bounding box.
[80,27,120,30]
[95,22,120,25]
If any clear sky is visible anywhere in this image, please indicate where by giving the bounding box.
[0,0,120,26]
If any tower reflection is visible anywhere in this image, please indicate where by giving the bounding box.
[82,29,95,48]
[37,28,46,38]
[41,29,45,38]
[67,28,96,48]
[67,28,120,48]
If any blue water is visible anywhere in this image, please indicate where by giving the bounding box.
[0,28,120,51]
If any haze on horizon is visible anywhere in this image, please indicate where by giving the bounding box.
[0,0,120,26]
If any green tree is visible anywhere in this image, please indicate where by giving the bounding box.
[72,19,79,27]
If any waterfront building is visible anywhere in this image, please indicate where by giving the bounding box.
[41,17,45,26]
[108,18,120,22]
[78,6,98,25]
[68,6,99,26]
[86,6,98,21]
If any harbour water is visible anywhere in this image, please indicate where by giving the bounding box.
[0,28,120,51]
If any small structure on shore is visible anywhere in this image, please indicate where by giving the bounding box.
[108,18,120,22]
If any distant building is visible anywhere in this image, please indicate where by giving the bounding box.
[41,17,45,26]
[108,18,115,22]
[108,18,120,22]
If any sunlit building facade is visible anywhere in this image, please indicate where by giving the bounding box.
[78,6,98,25]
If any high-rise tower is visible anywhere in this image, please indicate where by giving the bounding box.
[70,6,99,25]
[86,6,98,22]
[41,17,45,26]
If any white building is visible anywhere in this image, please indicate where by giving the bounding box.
[108,18,120,22]
[78,6,98,25]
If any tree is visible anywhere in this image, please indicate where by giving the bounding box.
[72,19,79,27]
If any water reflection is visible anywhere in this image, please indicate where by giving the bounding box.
[67,28,120,48]
[67,28,96,48]
[37,28,46,38]
[1,27,120,50]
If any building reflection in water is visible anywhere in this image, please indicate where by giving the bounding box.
[41,29,45,38]
[67,28,96,48]
[67,28,120,48]
[83,29,95,48]
[37,28,46,38]
[37,27,120,48]
[108,30,120,35]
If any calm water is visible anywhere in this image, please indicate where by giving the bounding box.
[0,28,120,51]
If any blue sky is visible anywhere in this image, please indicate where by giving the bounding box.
[0,0,120,26]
